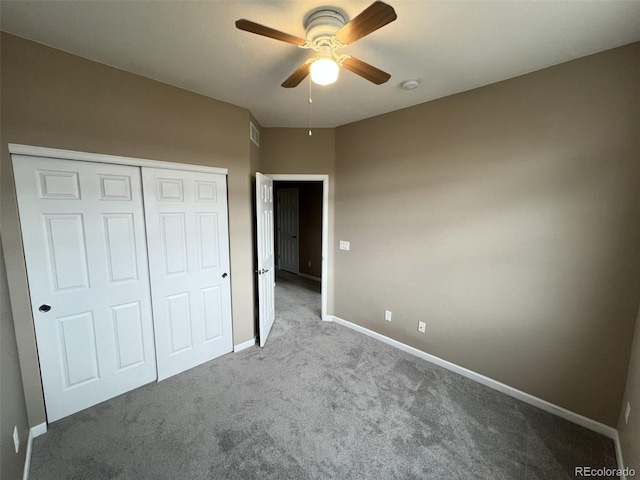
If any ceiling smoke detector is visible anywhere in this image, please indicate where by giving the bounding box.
[401,79,420,90]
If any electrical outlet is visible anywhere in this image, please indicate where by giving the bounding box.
[385,310,392,321]
[339,240,350,251]
[625,402,631,424]
[13,426,19,453]
[418,321,426,333]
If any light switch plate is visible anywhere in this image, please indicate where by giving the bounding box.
[13,426,19,453]
[339,240,350,251]
[385,310,392,321]
[626,402,631,424]
[418,321,426,333]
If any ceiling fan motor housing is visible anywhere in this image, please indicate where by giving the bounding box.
[305,9,346,45]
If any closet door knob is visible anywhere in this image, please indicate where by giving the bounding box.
[222,272,228,278]
[39,304,51,313]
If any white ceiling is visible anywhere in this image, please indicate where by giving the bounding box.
[2,1,640,127]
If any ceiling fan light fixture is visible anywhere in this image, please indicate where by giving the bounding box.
[310,58,339,85]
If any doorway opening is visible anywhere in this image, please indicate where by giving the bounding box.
[274,180,323,317]
[270,175,328,321]
[254,173,328,347]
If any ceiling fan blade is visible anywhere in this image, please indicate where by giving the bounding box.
[235,19,307,46]
[341,56,391,85]
[334,1,397,45]
[281,62,312,88]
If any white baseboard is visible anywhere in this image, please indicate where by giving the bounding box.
[23,423,47,480]
[233,338,256,353]
[298,272,321,282]
[326,315,618,441]
[31,423,47,437]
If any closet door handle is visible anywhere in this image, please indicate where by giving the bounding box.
[222,273,228,278]
[39,304,51,313]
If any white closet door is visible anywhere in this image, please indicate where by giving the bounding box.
[142,167,233,380]
[12,155,157,422]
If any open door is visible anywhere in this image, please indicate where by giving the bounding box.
[256,173,275,347]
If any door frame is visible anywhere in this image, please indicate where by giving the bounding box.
[8,144,227,175]
[267,174,329,321]
[5,143,229,428]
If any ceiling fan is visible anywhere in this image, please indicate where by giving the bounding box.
[235,1,397,88]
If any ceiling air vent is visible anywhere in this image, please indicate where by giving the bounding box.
[250,122,260,147]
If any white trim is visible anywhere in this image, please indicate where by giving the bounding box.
[267,174,329,321]
[614,431,626,478]
[233,338,256,352]
[327,315,618,439]
[22,423,46,480]
[8,144,228,175]
[298,272,321,282]
[23,430,33,480]
[30,423,47,438]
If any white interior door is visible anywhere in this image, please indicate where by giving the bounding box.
[256,173,275,347]
[12,155,157,422]
[142,167,233,380]
[277,188,299,273]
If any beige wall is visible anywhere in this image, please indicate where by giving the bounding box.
[260,128,336,310]
[0,235,30,479]
[2,30,639,441]
[0,33,256,426]
[619,309,640,470]
[334,43,640,427]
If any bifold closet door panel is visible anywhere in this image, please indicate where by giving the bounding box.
[142,167,233,380]
[12,155,157,422]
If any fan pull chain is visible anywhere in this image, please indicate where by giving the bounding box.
[308,78,313,136]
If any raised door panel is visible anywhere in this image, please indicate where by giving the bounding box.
[166,292,193,354]
[202,286,223,342]
[160,213,188,275]
[197,213,220,270]
[44,214,90,292]
[112,301,146,370]
[103,214,139,284]
[57,311,100,388]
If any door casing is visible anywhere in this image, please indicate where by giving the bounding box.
[267,174,329,322]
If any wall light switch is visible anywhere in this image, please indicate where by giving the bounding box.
[13,426,19,453]
[418,321,426,333]
[339,241,350,251]
[385,310,392,321]
[626,402,631,424]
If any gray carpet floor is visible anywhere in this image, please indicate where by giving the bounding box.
[30,271,617,479]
